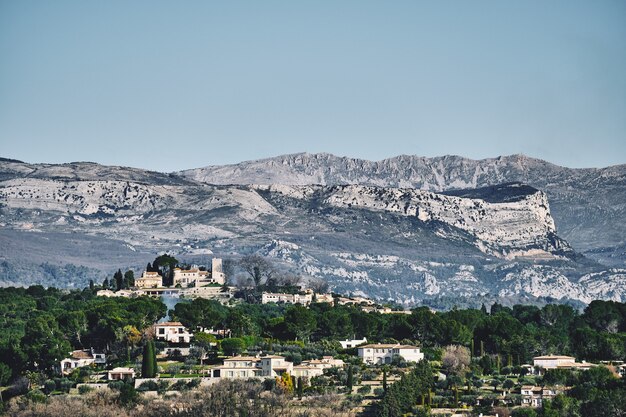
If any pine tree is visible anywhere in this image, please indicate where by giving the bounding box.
[89,279,94,290]
[102,277,109,289]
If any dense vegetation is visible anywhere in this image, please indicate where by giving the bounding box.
[0,285,625,416]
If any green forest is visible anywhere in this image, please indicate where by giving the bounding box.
[0,285,624,416]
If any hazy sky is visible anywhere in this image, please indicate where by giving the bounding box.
[1,1,625,172]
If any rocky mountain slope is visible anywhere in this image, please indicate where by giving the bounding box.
[179,153,626,267]
[1,157,625,307]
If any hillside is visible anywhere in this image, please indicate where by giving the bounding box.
[1,157,625,306]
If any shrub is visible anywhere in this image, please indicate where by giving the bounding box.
[357,385,371,394]
[43,379,56,395]
[78,385,93,395]
[137,380,158,391]
[26,389,47,403]
[374,387,385,397]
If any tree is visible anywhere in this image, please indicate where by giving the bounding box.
[152,254,179,287]
[346,366,354,392]
[124,270,134,288]
[382,368,387,393]
[221,338,245,356]
[0,362,11,386]
[284,305,317,341]
[239,255,275,286]
[442,345,471,377]
[114,269,123,291]
[102,277,109,289]
[141,341,156,378]
[297,376,304,399]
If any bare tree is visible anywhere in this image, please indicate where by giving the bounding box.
[275,273,302,287]
[442,345,471,377]
[308,277,330,294]
[238,255,276,287]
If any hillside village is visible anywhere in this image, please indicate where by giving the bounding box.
[1,253,624,417]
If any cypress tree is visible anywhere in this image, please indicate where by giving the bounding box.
[114,269,123,291]
[347,366,354,392]
[142,341,156,378]
[141,342,151,377]
[150,340,157,377]
[297,376,303,399]
[382,368,387,393]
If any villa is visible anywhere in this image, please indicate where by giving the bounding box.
[135,271,163,288]
[358,343,424,365]
[59,349,106,375]
[154,321,192,344]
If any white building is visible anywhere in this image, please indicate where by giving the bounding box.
[340,337,368,349]
[154,321,192,344]
[59,349,106,375]
[218,355,293,379]
[521,386,567,407]
[358,344,424,365]
[173,268,209,287]
[135,271,163,288]
[96,289,138,298]
[261,291,313,306]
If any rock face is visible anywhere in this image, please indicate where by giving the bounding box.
[179,153,626,266]
[1,157,625,307]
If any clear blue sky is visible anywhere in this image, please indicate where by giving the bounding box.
[1,1,625,171]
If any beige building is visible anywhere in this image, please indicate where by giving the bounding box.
[135,271,163,288]
[108,367,136,380]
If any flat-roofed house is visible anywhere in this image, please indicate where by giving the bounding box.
[340,337,367,349]
[358,344,424,365]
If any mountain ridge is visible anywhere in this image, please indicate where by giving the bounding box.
[1,155,624,307]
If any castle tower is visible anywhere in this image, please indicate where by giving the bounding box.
[211,258,226,285]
